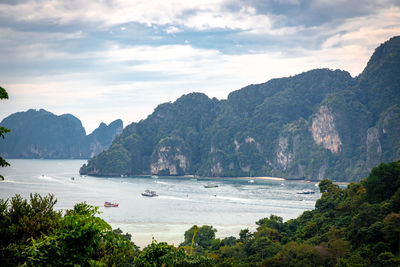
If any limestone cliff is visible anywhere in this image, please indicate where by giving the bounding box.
[81,36,400,181]
[150,138,190,175]
[311,106,342,153]
[210,157,223,176]
[86,120,123,158]
[0,109,122,159]
[276,136,293,171]
[366,127,382,170]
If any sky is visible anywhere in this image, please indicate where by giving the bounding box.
[0,0,399,133]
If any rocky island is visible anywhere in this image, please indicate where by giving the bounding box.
[79,36,400,181]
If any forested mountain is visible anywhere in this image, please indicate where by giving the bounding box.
[80,35,400,181]
[0,109,122,159]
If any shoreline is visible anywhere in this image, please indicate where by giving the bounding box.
[239,176,285,181]
[109,222,257,249]
[86,172,350,185]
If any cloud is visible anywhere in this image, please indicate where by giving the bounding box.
[227,0,400,27]
[0,0,399,132]
[165,26,180,34]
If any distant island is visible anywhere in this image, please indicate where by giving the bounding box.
[80,36,400,182]
[0,109,122,159]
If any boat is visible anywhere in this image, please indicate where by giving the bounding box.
[151,175,159,179]
[204,184,218,188]
[248,179,255,183]
[141,189,158,197]
[297,190,315,195]
[104,201,119,207]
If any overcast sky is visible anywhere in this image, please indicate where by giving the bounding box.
[0,0,399,133]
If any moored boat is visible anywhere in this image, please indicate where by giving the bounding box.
[204,184,218,188]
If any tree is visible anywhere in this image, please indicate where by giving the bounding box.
[25,202,137,266]
[134,240,212,266]
[0,194,62,266]
[0,86,10,180]
[263,242,323,266]
[364,161,400,203]
[383,213,400,256]
[182,225,217,250]
[239,228,253,242]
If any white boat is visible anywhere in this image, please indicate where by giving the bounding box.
[141,189,158,197]
[248,179,255,183]
[297,190,315,195]
[204,183,218,188]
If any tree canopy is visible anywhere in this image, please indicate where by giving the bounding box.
[0,86,10,180]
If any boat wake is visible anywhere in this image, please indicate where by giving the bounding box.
[37,175,56,181]
[214,196,252,203]
[154,180,168,185]
[158,195,189,201]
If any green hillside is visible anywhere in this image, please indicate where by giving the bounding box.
[81,36,400,181]
[0,109,123,159]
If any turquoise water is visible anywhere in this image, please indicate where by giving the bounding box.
[0,159,320,247]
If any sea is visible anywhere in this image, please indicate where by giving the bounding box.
[0,159,321,248]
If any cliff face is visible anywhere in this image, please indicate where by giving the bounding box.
[276,136,293,171]
[311,106,342,154]
[86,120,123,158]
[0,109,122,159]
[366,127,382,170]
[150,138,190,175]
[81,36,400,181]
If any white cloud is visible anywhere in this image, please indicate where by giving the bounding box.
[1,1,400,133]
[0,0,274,32]
[165,26,180,34]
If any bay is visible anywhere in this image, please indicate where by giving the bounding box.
[0,159,320,248]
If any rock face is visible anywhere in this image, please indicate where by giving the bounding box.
[210,156,223,177]
[0,109,122,159]
[81,36,400,181]
[366,127,382,170]
[311,106,342,153]
[150,145,190,175]
[86,120,123,158]
[276,137,293,171]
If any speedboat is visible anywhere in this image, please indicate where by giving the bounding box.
[104,201,119,207]
[141,189,158,197]
[296,190,315,195]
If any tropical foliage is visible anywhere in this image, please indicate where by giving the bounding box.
[179,161,400,266]
[0,86,10,180]
[0,194,139,266]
